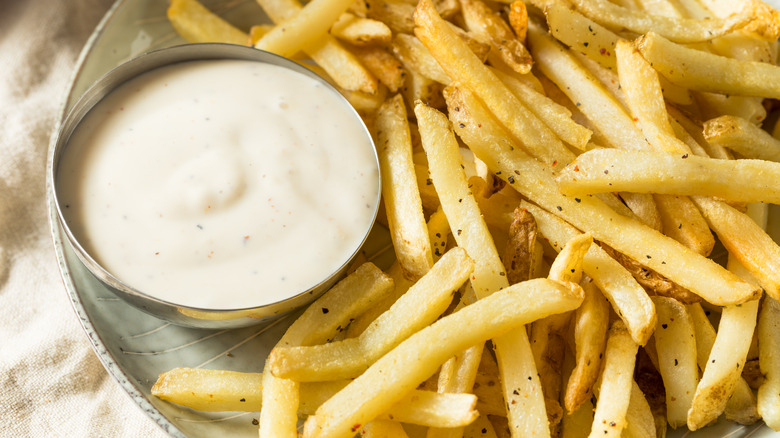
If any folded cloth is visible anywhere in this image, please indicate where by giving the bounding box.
[0,1,168,436]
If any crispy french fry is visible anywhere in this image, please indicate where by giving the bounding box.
[391,34,451,85]
[447,86,656,345]
[556,148,780,205]
[302,278,584,438]
[622,381,657,438]
[565,279,610,413]
[460,0,532,74]
[652,296,699,428]
[503,207,539,284]
[637,32,780,99]
[692,196,780,300]
[687,294,759,430]
[259,263,394,438]
[376,94,434,279]
[758,295,780,431]
[588,320,638,438]
[416,101,550,438]
[255,0,358,57]
[168,0,249,45]
[331,13,393,46]
[527,23,648,153]
[686,302,760,425]
[545,3,619,71]
[568,0,751,43]
[508,1,528,43]
[704,115,780,162]
[152,368,479,427]
[366,0,415,34]
[352,47,407,93]
[267,247,472,381]
[414,0,575,168]
[255,0,378,93]
[444,83,759,306]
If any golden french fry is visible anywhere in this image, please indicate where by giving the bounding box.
[351,47,407,93]
[692,196,780,300]
[267,247,472,381]
[445,83,759,306]
[366,0,415,34]
[687,295,759,430]
[391,33,451,85]
[565,279,610,413]
[414,0,575,168]
[686,302,760,425]
[654,194,715,257]
[255,0,358,57]
[460,0,532,74]
[508,1,528,43]
[331,13,392,46]
[619,192,662,232]
[302,278,584,438]
[167,0,249,45]
[556,148,780,205]
[569,0,751,43]
[527,23,648,153]
[376,94,434,279]
[492,68,592,151]
[652,296,699,428]
[255,0,378,93]
[416,101,550,438]
[588,320,638,438]
[259,263,394,438]
[360,421,409,437]
[152,368,479,427]
[637,32,780,99]
[545,3,619,71]
[758,295,780,431]
[503,207,539,284]
[704,115,780,162]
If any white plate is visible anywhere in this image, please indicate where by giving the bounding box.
[46,1,780,437]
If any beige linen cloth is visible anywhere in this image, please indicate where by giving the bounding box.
[0,1,168,436]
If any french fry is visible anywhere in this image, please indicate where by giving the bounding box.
[588,320,638,438]
[758,295,780,431]
[667,106,733,160]
[416,101,550,438]
[391,33,452,85]
[152,368,479,427]
[267,247,472,381]
[345,261,416,338]
[697,0,780,40]
[652,296,699,428]
[687,292,759,429]
[693,91,768,126]
[259,263,394,438]
[692,196,780,300]
[447,86,655,345]
[527,23,648,153]
[444,83,759,306]
[414,0,576,168]
[376,94,434,280]
[568,0,751,43]
[503,207,540,284]
[556,148,780,205]
[565,279,610,413]
[637,32,780,99]
[545,3,619,71]
[255,0,378,93]
[360,421,409,437]
[704,115,780,162]
[460,0,533,74]
[255,0,358,57]
[619,192,662,232]
[463,415,500,438]
[249,24,274,44]
[302,278,584,438]
[365,0,415,34]
[508,1,528,43]
[622,381,657,438]
[331,13,393,46]
[686,302,760,425]
[351,47,407,93]
[492,68,592,151]
[167,0,249,45]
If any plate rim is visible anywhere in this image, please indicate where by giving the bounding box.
[46,0,186,436]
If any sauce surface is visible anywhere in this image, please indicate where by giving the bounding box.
[58,59,379,309]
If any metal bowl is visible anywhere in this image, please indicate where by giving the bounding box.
[49,43,380,329]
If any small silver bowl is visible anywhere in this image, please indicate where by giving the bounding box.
[50,44,381,329]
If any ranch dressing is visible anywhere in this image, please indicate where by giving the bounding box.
[58,59,379,309]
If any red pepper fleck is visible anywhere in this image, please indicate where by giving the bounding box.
[351,424,362,432]
[574,165,580,172]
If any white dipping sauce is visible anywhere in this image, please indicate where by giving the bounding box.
[58,59,379,309]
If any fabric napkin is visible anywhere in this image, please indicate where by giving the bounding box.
[0,1,168,436]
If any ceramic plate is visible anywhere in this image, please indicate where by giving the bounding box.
[46,1,780,437]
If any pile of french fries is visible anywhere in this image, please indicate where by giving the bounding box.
[153,0,780,436]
